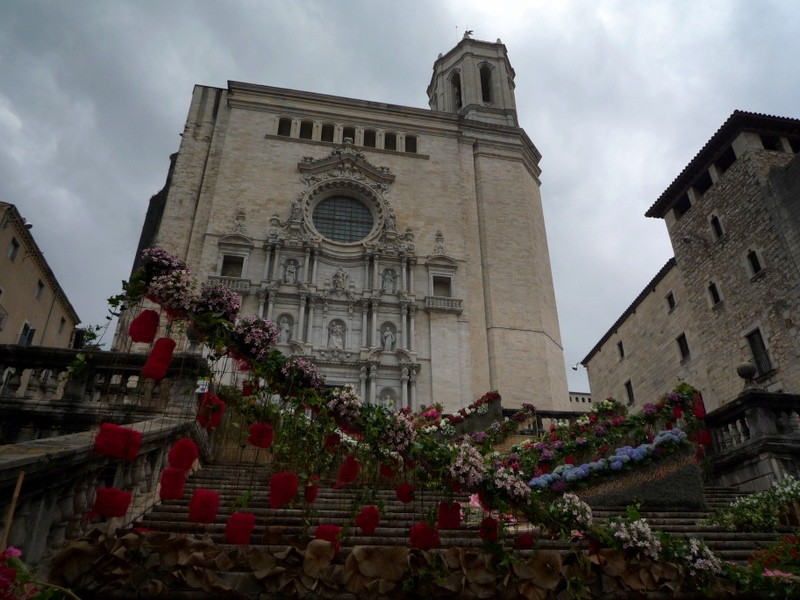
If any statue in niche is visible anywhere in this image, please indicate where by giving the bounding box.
[328,322,345,349]
[332,267,346,291]
[279,317,291,343]
[290,201,302,221]
[284,263,297,284]
[386,213,396,232]
[433,230,446,254]
[382,269,396,293]
[382,327,395,351]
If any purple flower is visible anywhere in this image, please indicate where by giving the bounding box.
[643,403,656,415]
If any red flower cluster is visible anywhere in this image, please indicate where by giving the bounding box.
[188,489,219,523]
[396,483,415,504]
[225,512,255,545]
[248,422,274,448]
[196,393,225,431]
[437,501,461,529]
[93,487,131,518]
[168,438,199,470]
[128,309,160,343]
[159,467,186,500]
[142,337,176,380]
[479,516,499,542]
[94,423,142,461]
[354,505,381,535]
[269,471,299,509]
[409,522,439,550]
[334,455,360,489]
[316,524,341,553]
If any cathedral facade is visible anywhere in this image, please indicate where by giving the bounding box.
[131,37,568,412]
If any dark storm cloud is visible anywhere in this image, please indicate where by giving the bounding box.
[1,0,798,395]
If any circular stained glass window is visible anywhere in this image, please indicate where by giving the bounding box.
[312,196,374,243]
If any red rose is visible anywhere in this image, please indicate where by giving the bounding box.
[396,483,415,504]
[354,505,381,535]
[409,522,439,550]
[692,393,707,419]
[269,471,299,509]
[379,462,396,479]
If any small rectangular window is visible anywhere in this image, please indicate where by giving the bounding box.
[342,126,356,143]
[405,135,417,153]
[666,292,676,311]
[673,193,691,220]
[624,380,634,406]
[299,120,313,139]
[432,276,452,297]
[277,118,292,137]
[709,282,722,305]
[710,215,724,239]
[747,329,772,376]
[760,134,782,151]
[221,255,244,278]
[676,333,690,361]
[715,146,736,173]
[693,170,713,196]
[35,280,45,300]
[363,129,376,147]
[617,341,625,359]
[384,132,397,151]
[18,323,35,347]
[8,238,20,261]
[321,124,335,142]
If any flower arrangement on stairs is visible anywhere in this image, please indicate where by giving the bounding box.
[50,246,800,598]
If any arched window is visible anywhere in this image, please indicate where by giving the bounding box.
[384,132,397,151]
[313,196,374,243]
[450,72,462,111]
[342,126,356,143]
[363,129,376,148]
[480,65,493,103]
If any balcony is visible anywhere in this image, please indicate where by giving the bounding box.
[424,295,463,314]
[207,275,251,295]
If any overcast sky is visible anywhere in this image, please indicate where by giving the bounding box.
[1,1,798,394]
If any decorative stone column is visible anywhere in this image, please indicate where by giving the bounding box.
[359,366,367,399]
[307,298,316,346]
[297,294,307,342]
[371,300,380,347]
[360,300,369,347]
[409,304,416,352]
[400,303,408,349]
[409,259,416,293]
[409,369,417,408]
[302,248,311,284]
[373,257,380,290]
[262,245,273,281]
[401,258,408,292]
[272,246,282,281]
[266,291,276,320]
[369,364,378,404]
[401,367,409,408]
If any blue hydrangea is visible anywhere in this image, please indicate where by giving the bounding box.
[610,460,624,471]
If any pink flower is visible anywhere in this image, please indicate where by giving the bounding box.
[4,546,21,558]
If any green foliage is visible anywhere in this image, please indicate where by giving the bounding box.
[701,476,800,532]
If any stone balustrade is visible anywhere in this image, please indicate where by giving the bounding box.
[705,389,800,491]
[0,416,210,566]
[424,295,463,313]
[0,345,207,443]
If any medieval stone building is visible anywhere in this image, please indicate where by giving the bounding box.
[583,112,800,413]
[126,37,569,412]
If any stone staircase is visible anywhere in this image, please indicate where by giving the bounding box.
[134,463,785,563]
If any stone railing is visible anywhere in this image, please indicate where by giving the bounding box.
[207,275,252,295]
[0,344,216,567]
[0,345,207,444]
[424,296,463,313]
[0,417,210,567]
[705,389,800,491]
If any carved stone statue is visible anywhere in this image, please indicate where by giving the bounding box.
[382,327,395,351]
[332,267,346,290]
[328,322,345,349]
[279,317,291,343]
[290,201,302,221]
[382,269,396,293]
[284,263,297,284]
[386,213,396,232]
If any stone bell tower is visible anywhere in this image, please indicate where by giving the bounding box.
[427,34,519,126]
